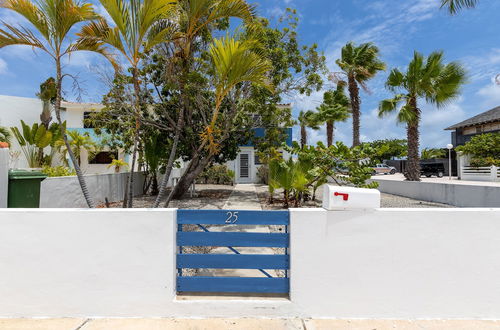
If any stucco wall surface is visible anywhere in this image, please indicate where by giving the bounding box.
[371,178,500,207]
[40,172,145,207]
[1,208,500,319]
[0,148,8,207]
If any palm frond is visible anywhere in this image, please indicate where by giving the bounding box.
[0,0,49,40]
[0,23,47,51]
[441,0,478,14]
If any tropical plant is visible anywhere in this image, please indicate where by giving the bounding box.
[335,42,386,147]
[56,130,97,167]
[152,0,256,207]
[143,130,167,195]
[298,110,320,148]
[108,158,128,173]
[201,36,273,153]
[421,148,446,160]
[268,141,378,208]
[0,0,118,207]
[199,164,235,185]
[11,120,60,167]
[441,0,478,13]
[0,126,11,144]
[379,51,466,181]
[41,165,76,177]
[316,83,350,147]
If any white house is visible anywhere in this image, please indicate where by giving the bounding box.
[0,95,127,173]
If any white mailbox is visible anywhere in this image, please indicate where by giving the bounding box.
[322,185,380,210]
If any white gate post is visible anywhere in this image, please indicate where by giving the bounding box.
[0,148,9,208]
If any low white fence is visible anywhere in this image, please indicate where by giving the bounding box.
[1,208,500,319]
[461,165,500,182]
[40,172,145,208]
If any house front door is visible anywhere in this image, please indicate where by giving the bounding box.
[238,152,251,183]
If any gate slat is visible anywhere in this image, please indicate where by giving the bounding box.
[177,232,289,247]
[177,276,289,293]
[177,210,289,225]
[177,254,289,269]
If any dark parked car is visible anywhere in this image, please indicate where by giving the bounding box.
[420,163,445,178]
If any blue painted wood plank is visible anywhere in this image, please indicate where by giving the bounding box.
[177,276,289,293]
[177,254,289,269]
[177,210,289,225]
[177,232,289,247]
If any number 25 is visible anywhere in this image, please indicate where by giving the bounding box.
[225,211,239,224]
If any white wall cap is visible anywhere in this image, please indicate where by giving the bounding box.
[322,185,380,210]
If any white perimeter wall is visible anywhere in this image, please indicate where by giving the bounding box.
[372,178,500,207]
[1,208,500,318]
[40,172,145,207]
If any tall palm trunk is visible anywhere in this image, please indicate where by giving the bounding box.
[326,121,333,147]
[300,124,306,148]
[126,67,142,208]
[54,58,95,208]
[348,74,361,147]
[406,97,421,181]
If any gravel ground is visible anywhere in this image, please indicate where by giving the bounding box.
[103,184,235,209]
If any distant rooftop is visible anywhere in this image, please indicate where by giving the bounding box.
[445,106,500,130]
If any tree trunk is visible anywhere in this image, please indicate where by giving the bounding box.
[326,121,333,147]
[126,66,142,208]
[40,100,52,128]
[348,74,361,147]
[54,58,95,208]
[166,153,212,205]
[153,107,184,207]
[405,98,421,181]
[300,124,306,148]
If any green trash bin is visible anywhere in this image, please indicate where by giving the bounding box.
[8,170,47,208]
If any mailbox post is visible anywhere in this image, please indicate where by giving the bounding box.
[322,185,380,210]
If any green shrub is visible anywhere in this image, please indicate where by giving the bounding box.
[41,166,76,177]
[456,133,500,159]
[199,164,235,185]
[470,157,500,167]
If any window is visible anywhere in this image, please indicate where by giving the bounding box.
[83,112,94,128]
[475,126,483,134]
[89,151,118,164]
[254,154,263,165]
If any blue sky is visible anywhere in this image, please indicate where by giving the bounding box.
[1,0,500,148]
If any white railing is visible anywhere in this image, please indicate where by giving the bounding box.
[461,165,500,182]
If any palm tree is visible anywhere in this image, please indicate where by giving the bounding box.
[77,0,177,207]
[421,148,446,160]
[153,0,255,208]
[317,83,350,147]
[202,35,272,152]
[0,0,116,207]
[379,51,466,181]
[335,42,385,147]
[56,130,97,167]
[441,0,478,13]
[298,110,320,148]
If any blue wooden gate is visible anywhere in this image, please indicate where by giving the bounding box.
[176,209,289,294]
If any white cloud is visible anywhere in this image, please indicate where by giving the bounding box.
[476,81,500,109]
[0,58,8,74]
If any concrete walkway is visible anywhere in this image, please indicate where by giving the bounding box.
[223,184,262,210]
[2,318,500,329]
